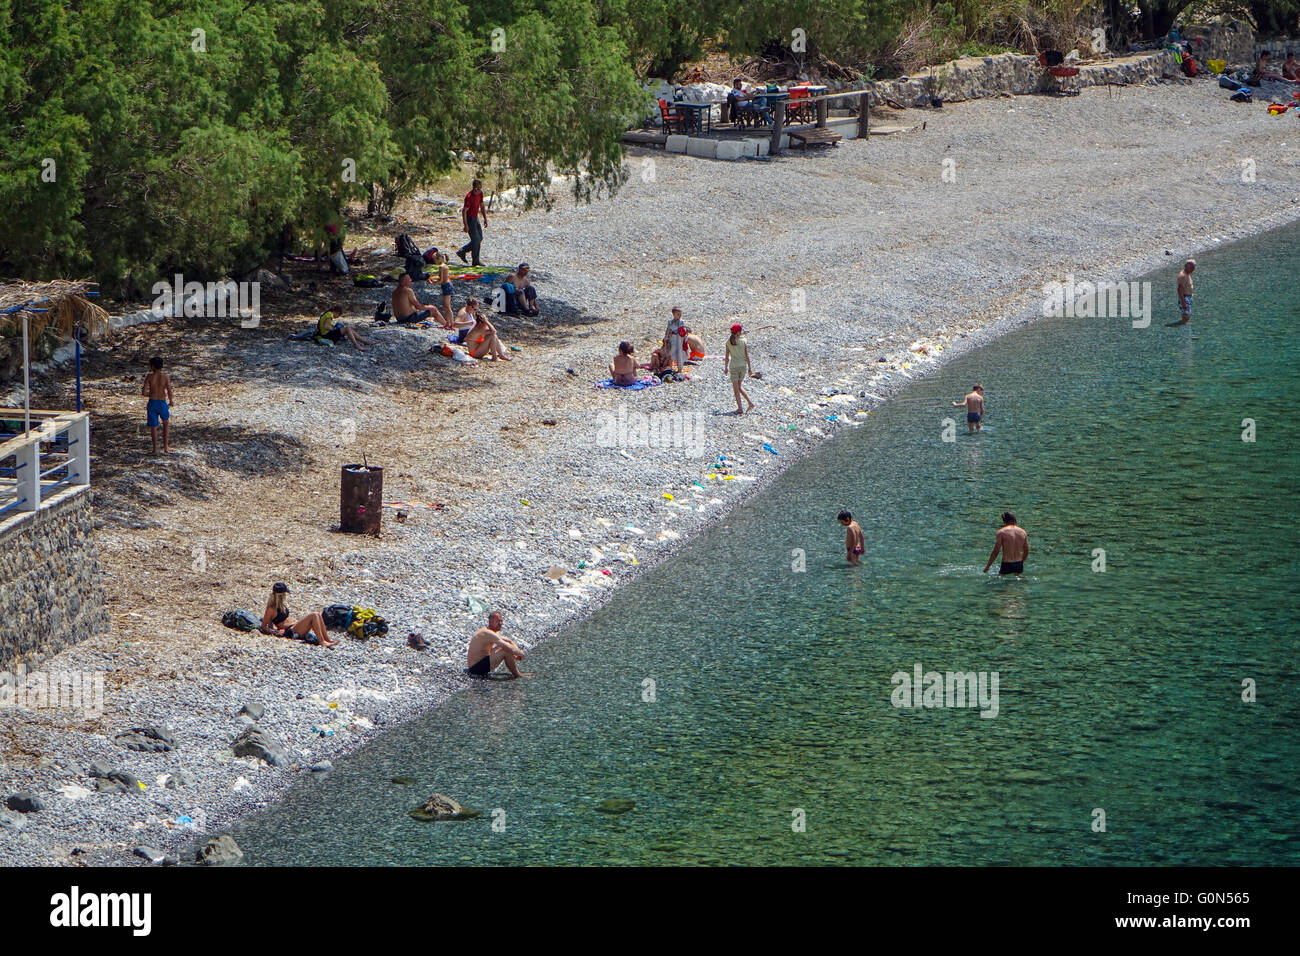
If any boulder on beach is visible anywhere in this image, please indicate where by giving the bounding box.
[409,793,479,822]
[0,809,26,831]
[6,792,45,813]
[231,725,289,767]
[164,771,195,790]
[116,725,177,753]
[237,703,265,721]
[195,834,244,866]
[89,764,143,794]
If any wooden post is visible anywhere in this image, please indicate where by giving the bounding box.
[857,91,870,139]
[816,97,828,128]
[769,100,785,155]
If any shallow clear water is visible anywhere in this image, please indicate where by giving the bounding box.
[231,226,1300,865]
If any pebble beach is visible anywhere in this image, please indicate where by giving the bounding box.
[3,77,1299,865]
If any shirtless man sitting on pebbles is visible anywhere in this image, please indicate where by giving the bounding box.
[983,512,1029,576]
[392,273,436,324]
[466,611,531,678]
[952,384,984,434]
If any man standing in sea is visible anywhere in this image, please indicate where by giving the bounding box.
[952,384,984,434]
[1175,259,1195,324]
[983,512,1029,576]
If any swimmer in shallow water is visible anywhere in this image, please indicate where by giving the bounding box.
[952,384,984,434]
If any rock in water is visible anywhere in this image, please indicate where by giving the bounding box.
[116,725,177,753]
[595,798,636,814]
[195,834,243,866]
[231,726,289,767]
[409,793,479,822]
[308,761,333,773]
[390,776,416,786]
[6,793,45,813]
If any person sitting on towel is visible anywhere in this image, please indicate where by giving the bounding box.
[392,273,437,323]
[1254,51,1295,84]
[452,298,480,344]
[610,341,641,386]
[647,338,678,379]
[466,311,511,361]
[682,326,706,362]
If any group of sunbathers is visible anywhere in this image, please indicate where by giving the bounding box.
[608,306,706,385]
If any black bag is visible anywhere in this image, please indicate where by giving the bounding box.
[374,300,391,322]
[221,609,260,632]
[322,604,354,630]
[405,255,427,280]
[395,233,419,258]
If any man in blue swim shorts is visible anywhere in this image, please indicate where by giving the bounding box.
[141,356,174,454]
[952,384,984,434]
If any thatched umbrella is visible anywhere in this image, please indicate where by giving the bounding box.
[0,280,109,433]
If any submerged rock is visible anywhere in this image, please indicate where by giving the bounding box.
[231,725,289,767]
[390,776,416,786]
[409,793,479,822]
[595,798,636,815]
[195,834,243,866]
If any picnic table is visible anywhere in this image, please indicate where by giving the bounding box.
[672,100,714,135]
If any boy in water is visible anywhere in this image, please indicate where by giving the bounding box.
[1175,259,1195,325]
[141,356,174,454]
[952,384,984,433]
[838,511,865,564]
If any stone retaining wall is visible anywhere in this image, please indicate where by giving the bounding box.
[0,490,109,670]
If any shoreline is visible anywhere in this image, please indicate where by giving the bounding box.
[3,79,1299,865]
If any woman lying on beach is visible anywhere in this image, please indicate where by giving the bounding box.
[466,312,511,361]
[260,582,338,647]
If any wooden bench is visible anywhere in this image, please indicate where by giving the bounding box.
[787,127,842,149]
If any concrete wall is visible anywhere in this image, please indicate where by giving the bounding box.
[0,490,109,670]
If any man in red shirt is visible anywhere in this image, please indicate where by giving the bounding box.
[456,179,488,266]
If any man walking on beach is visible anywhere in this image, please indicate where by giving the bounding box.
[952,384,984,434]
[457,179,488,267]
[466,611,531,678]
[983,512,1029,576]
[141,356,174,454]
[1175,259,1195,324]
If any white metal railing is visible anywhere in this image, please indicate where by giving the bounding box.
[0,409,90,521]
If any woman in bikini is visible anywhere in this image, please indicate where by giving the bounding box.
[261,582,338,647]
[466,312,511,361]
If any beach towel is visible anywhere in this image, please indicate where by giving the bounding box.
[595,377,661,390]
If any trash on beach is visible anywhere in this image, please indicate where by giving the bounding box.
[467,595,488,614]
[520,499,531,506]
[232,777,253,792]
[618,449,635,460]
[763,443,778,455]
[625,525,645,535]
[56,784,93,802]
[663,492,674,500]
[568,528,583,539]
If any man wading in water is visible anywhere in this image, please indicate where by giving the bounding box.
[465,611,531,678]
[983,512,1029,576]
[952,384,984,434]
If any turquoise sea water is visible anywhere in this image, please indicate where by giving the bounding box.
[230,226,1300,865]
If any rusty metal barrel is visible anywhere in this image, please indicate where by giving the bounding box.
[340,464,382,535]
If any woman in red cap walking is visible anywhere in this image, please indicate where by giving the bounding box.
[724,323,756,414]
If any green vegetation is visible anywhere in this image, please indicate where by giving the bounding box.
[1,0,1286,293]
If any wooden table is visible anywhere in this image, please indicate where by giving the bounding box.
[672,101,713,135]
